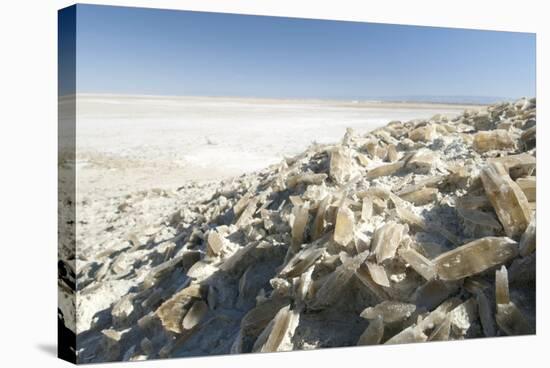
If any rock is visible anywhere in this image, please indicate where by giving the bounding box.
[481,163,532,238]
[433,237,518,281]
[473,130,516,153]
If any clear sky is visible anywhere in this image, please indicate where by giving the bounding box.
[72,4,536,101]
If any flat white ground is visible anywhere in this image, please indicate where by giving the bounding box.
[75,94,480,196]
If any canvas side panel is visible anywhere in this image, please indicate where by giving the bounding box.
[58,4,77,364]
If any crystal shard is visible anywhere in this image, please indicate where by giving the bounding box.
[495,266,510,305]
[252,305,300,353]
[400,187,438,206]
[312,194,331,240]
[387,144,398,162]
[287,173,327,188]
[519,216,536,256]
[182,300,208,331]
[406,149,437,174]
[434,237,518,281]
[516,176,535,202]
[357,316,384,345]
[385,324,427,345]
[361,301,416,323]
[480,162,532,238]
[520,125,536,150]
[279,242,325,278]
[476,290,496,337]
[371,221,408,263]
[155,285,201,334]
[428,317,451,341]
[290,202,310,252]
[330,148,355,185]
[355,265,391,301]
[366,261,390,287]
[408,124,436,142]
[310,252,368,309]
[206,230,225,256]
[333,204,355,247]
[366,161,404,180]
[473,130,516,153]
[448,298,478,337]
[397,246,435,280]
[495,303,533,336]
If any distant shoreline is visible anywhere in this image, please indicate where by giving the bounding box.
[62,93,493,110]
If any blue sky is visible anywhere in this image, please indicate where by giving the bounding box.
[71,4,536,101]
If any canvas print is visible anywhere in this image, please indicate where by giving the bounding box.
[58,4,536,364]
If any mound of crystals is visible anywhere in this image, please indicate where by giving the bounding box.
[75,98,536,363]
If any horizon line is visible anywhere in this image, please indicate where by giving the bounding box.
[58,92,530,106]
